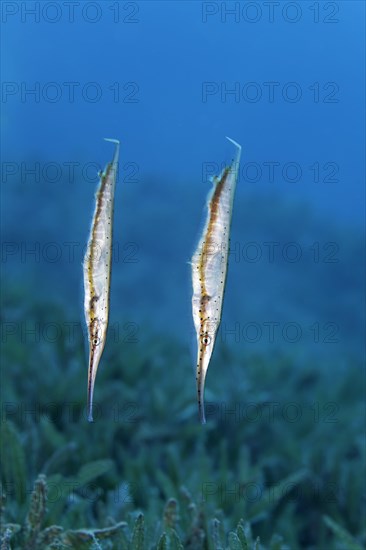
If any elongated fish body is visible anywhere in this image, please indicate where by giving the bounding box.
[192,137,241,424]
[83,138,120,422]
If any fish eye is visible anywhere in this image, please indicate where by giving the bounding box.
[93,338,99,345]
[202,334,211,346]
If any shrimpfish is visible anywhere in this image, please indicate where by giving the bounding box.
[83,138,120,422]
[191,137,241,423]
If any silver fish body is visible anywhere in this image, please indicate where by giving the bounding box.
[83,138,120,422]
[191,137,241,423]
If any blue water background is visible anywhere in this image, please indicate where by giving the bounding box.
[2,1,365,364]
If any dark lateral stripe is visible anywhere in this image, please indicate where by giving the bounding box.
[198,167,230,315]
[87,163,112,314]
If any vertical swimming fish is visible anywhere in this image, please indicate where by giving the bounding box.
[191,137,241,424]
[83,138,120,422]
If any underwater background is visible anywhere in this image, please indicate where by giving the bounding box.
[1,1,365,548]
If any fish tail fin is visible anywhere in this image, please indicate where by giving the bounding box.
[104,138,120,144]
[104,138,120,166]
[225,136,242,172]
[225,136,241,151]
